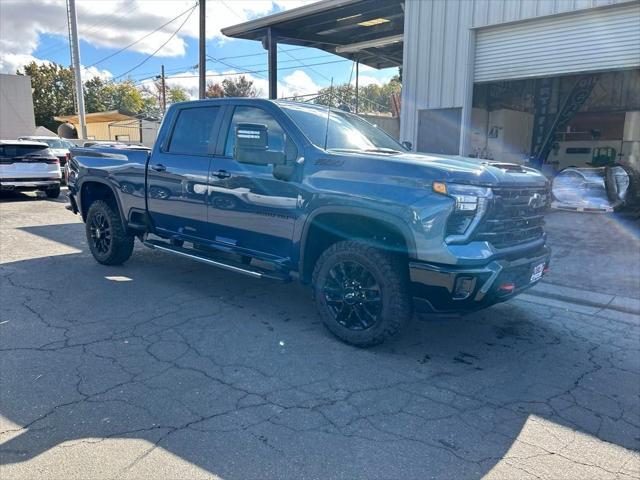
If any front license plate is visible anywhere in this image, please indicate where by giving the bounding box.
[530,262,545,283]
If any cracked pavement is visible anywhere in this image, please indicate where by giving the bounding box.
[0,192,639,479]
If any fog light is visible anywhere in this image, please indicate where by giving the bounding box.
[453,276,474,300]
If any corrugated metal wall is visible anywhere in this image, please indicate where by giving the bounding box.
[400,0,636,144]
[475,2,640,82]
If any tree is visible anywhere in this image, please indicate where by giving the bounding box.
[168,86,189,104]
[17,62,75,130]
[222,75,258,97]
[206,81,224,98]
[101,80,144,112]
[84,77,109,113]
[313,74,402,114]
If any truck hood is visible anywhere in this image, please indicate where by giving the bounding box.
[360,151,549,188]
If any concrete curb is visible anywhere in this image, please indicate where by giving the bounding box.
[526,281,640,315]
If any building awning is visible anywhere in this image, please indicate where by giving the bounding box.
[54,110,138,124]
[221,0,404,69]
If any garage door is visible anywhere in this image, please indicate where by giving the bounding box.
[474,2,640,83]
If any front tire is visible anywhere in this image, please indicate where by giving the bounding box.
[86,200,134,265]
[312,240,411,347]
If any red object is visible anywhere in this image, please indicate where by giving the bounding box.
[543,265,550,274]
[498,282,516,293]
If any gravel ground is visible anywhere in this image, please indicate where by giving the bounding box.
[1,191,638,480]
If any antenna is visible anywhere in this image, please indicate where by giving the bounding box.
[323,77,333,151]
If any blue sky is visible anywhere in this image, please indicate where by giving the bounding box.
[0,0,398,99]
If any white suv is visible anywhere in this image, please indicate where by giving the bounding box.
[0,140,62,198]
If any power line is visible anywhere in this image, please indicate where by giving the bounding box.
[132,58,351,85]
[88,3,198,68]
[113,3,197,81]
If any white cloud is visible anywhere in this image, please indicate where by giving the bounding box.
[81,65,113,81]
[0,53,51,75]
[0,0,316,74]
[143,67,322,101]
[281,70,320,97]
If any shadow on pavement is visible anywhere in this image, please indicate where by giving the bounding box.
[0,223,638,479]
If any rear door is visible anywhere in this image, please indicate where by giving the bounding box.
[147,105,222,241]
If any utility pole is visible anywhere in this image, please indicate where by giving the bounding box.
[160,65,167,112]
[198,0,206,99]
[67,0,87,139]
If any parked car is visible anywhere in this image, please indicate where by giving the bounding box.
[0,140,62,198]
[67,98,551,346]
[18,135,74,168]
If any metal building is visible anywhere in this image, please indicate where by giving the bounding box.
[401,0,640,164]
[224,0,640,171]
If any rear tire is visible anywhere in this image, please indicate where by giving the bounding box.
[86,200,134,265]
[312,240,411,347]
[45,185,60,198]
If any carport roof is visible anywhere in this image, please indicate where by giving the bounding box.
[221,0,404,69]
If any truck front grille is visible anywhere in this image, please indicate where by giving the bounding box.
[474,187,549,249]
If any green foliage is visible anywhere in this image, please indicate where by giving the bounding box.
[17,62,75,131]
[221,75,258,98]
[84,77,109,113]
[100,80,144,113]
[168,86,189,104]
[314,75,402,114]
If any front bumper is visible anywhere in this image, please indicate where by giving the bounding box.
[410,245,550,313]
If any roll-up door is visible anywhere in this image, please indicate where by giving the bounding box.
[474,2,640,83]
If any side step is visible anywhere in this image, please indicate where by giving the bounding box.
[143,239,291,283]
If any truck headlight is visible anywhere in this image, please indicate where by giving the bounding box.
[433,182,492,241]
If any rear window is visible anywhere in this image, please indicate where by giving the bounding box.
[0,145,50,158]
[168,106,220,155]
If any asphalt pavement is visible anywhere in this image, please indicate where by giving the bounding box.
[1,191,639,480]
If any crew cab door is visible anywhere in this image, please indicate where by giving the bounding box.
[147,105,221,241]
[207,104,303,263]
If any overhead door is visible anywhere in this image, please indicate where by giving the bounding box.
[474,2,640,83]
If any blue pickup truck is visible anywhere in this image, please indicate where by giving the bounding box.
[67,98,551,346]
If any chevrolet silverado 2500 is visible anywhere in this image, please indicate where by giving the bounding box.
[67,98,551,346]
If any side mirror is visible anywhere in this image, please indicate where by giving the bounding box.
[402,141,413,151]
[234,123,285,165]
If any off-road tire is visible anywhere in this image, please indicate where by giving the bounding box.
[86,200,134,265]
[312,240,411,347]
[45,185,61,198]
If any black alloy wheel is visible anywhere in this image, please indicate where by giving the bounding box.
[312,240,411,347]
[323,261,382,330]
[85,200,134,265]
[89,210,112,255]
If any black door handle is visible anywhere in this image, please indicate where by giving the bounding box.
[212,170,231,179]
[151,163,166,172]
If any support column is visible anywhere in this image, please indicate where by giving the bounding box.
[459,29,476,156]
[266,28,278,99]
[355,61,359,113]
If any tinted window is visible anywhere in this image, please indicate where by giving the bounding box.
[168,106,220,155]
[224,106,285,157]
[0,145,50,158]
[280,103,404,152]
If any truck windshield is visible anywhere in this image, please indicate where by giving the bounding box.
[279,102,405,153]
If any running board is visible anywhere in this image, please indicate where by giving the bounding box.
[143,239,291,283]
